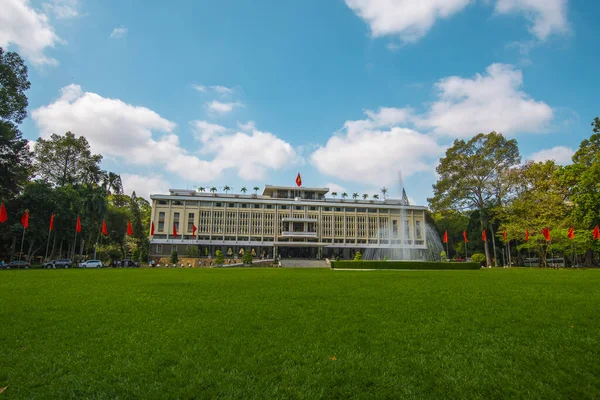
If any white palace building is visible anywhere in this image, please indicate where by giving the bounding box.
[149,184,428,260]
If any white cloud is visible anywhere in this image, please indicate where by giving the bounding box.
[110,26,127,39]
[324,182,347,195]
[32,85,298,183]
[42,0,78,19]
[121,173,170,200]
[344,0,569,43]
[494,0,569,40]
[344,0,472,42]
[206,100,243,114]
[210,85,233,95]
[238,121,256,131]
[0,0,61,65]
[529,146,574,165]
[192,84,206,92]
[418,63,553,137]
[311,108,443,185]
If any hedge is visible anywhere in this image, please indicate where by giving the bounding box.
[331,261,481,270]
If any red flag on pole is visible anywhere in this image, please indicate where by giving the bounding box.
[442,231,448,243]
[150,221,155,236]
[542,227,551,241]
[502,230,507,242]
[295,172,302,187]
[0,203,7,223]
[173,223,178,238]
[21,211,29,229]
[482,229,487,242]
[463,230,468,243]
[76,216,81,233]
[525,229,529,242]
[568,227,575,240]
[127,221,133,236]
[49,213,55,231]
[102,220,108,235]
[593,225,600,240]
[192,224,197,238]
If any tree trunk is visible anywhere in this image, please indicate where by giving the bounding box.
[59,239,63,259]
[490,225,498,267]
[9,235,16,262]
[50,234,57,260]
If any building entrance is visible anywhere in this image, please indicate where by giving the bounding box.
[277,246,319,259]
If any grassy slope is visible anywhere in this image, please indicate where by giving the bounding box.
[1,269,599,399]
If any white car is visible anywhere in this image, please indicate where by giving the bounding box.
[78,260,103,268]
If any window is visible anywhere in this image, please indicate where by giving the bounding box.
[309,206,318,211]
[294,205,304,210]
[416,220,422,240]
[172,201,183,206]
[357,208,366,213]
[253,204,262,209]
[158,212,165,231]
[346,208,356,212]
[323,207,331,211]
[156,245,162,253]
[392,220,398,236]
[188,213,195,232]
[228,203,236,208]
[173,212,180,231]
[278,205,288,210]
[266,204,273,209]
[335,207,342,212]
[241,203,248,208]
[158,200,168,205]
[215,202,223,207]
[186,201,198,206]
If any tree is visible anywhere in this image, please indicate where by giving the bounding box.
[362,194,369,200]
[170,249,178,264]
[373,194,379,200]
[253,186,260,196]
[223,185,231,194]
[210,187,217,195]
[331,192,337,199]
[129,191,145,244]
[132,247,140,262]
[102,172,123,195]
[215,249,224,266]
[429,132,521,266]
[34,132,104,187]
[380,187,388,199]
[352,193,359,200]
[241,187,247,194]
[341,192,348,200]
[354,251,363,261]
[198,186,205,193]
[0,48,33,201]
[0,47,31,125]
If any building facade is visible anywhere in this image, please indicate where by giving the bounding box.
[149,185,428,260]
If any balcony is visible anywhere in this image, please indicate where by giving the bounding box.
[281,231,318,238]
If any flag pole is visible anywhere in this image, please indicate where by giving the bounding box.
[19,225,26,264]
[44,225,52,262]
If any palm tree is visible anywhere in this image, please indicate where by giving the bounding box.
[341,192,348,200]
[210,187,217,195]
[102,172,123,195]
[331,192,338,199]
[253,186,260,194]
[198,186,205,193]
[241,187,247,194]
[373,194,379,200]
[223,185,231,194]
[362,194,368,200]
[380,186,388,200]
[352,193,359,201]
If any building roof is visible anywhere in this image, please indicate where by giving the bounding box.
[261,185,329,196]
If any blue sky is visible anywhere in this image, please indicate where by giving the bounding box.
[2,0,598,203]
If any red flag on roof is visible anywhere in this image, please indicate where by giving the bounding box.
[173,223,178,238]
[482,229,487,242]
[525,229,529,242]
[49,213,55,231]
[463,230,468,243]
[568,227,575,240]
[442,230,448,243]
[150,221,155,236]
[127,221,133,236]
[102,220,108,235]
[593,225,600,240]
[542,227,551,241]
[192,224,197,238]
[76,216,81,233]
[502,230,507,242]
[295,172,302,187]
[0,203,7,223]
[21,211,29,229]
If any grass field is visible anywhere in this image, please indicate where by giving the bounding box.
[1,268,599,399]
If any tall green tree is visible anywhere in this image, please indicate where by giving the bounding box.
[0,47,30,125]
[34,131,104,187]
[428,132,521,265]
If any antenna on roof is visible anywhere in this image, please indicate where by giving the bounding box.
[402,188,410,205]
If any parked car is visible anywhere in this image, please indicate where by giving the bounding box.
[42,259,72,268]
[7,260,31,269]
[119,259,140,267]
[78,260,103,268]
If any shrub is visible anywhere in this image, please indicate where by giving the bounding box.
[440,251,447,261]
[170,250,178,264]
[132,247,140,262]
[354,251,363,261]
[471,253,486,264]
[185,246,200,258]
[331,261,480,270]
[215,250,225,266]
[242,249,253,265]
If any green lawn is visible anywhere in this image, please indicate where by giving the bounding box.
[1,268,599,399]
